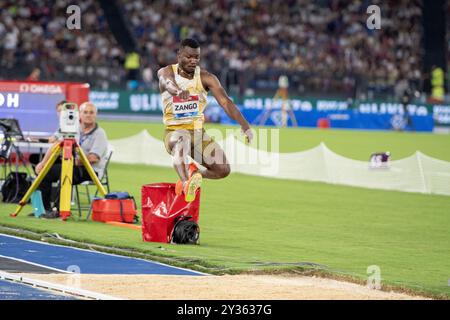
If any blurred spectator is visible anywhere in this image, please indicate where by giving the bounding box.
[124,51,140,90]
[26,67,41,81]
[430,65,445,103]
[141,58,154,89]
[2,23,19,68]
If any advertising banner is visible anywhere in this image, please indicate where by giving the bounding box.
[90,90,442,132]
[0,81,89,136]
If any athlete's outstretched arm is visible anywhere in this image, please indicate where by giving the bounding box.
[202,71,253,142]
[157,66,190,99]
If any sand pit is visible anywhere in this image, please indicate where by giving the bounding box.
[17,273,429,300]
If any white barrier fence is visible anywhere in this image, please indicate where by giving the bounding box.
[109,130,450,196]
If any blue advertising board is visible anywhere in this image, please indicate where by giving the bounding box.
[0,82,68,136]
[0,92,62,136]
[207,99,434,132]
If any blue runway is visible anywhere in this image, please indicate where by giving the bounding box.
[0,233,205,299]
[0,234,204,275]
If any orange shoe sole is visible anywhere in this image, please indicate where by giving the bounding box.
[175,179,183,196]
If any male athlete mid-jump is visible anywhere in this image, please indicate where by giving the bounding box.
[158,38,253,202]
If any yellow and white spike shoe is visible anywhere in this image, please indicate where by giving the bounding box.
[184,172,202,202]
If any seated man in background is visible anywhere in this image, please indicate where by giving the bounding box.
[35,102,109,218]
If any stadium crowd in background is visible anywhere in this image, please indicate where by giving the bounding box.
[0,0,447,100]
[122,0,423,98]
[0,0,125,88]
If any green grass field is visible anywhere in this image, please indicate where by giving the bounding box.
[1,120,449,298]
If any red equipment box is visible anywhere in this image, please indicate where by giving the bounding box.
[91,198,137,223]
[141,183,200,243]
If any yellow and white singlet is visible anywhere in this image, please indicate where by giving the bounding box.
[161,64,208,131]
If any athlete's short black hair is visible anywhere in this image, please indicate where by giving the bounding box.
[180,38,200,49]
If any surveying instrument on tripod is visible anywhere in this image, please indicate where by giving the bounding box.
[10,103,107,221]
[258,75,298,127]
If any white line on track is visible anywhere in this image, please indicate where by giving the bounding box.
[0,254,71,274]
[0,271,122,300]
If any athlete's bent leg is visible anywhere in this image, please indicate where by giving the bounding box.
[198,138,231,179]
[202,162,230,179]
[166,129,203,201]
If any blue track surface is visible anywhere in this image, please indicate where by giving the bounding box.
[0,234,204,275]
[0,279,75,300]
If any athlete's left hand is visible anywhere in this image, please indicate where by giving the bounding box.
[177,89,190,100]
[241,127,254,144]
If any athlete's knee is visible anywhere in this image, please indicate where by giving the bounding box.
[218,163,230,178]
